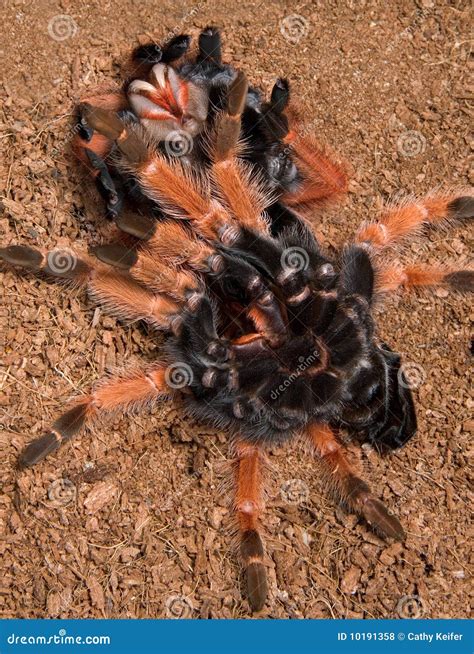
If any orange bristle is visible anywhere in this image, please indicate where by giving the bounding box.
[72,132,113,171]
[357,193,472,247]
[376,264,473,293]
[131,248,199,299]
[139,157,209,219]
[89,272,178,327]
[146,222,213,270]
[234,443,264,532]
[93,367,168,411]
[287,134,349,203]
[212,160,269,233]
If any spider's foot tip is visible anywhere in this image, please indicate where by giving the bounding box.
[448,196,474,220]
[161,34,191,63]
[0,245,42,269]
[275,77,289,89]
[445,270,474,293]
[361,497,405,541]
[241,530,267,611]
[81,105,124,141]
[131,43,163,64]
[92,243,137,270]
[270,78,290,112]
[246,562,268,613]
[76,119,94,142]
[116,213,155,240]
[201,25,220,36]
[18,432,60,469]
[173,33,192,45]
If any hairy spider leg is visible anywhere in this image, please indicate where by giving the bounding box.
[375,263,474,294]
[354,193,474,295]
[308,424,405,540]
[18,365,171,467]
[73,91,129,217]
[356,194,474,248]
[0,245,180,330]
[282,106,349,210]
[233,441,268,612]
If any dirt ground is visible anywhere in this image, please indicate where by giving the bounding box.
[1,0,472,620]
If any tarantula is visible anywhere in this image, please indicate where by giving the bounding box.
[72,26,347,224]
[2,27,473,613]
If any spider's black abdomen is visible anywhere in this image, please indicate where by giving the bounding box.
[165,209,419,448]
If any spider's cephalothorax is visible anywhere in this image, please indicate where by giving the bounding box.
[2,30,473,613]
[73,27,347,224]
[166,238,418,453]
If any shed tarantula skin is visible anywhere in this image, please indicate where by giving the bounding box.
[72,26,347,224]
[2,28,473,613]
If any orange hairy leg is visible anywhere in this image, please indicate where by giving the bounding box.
[375,263,474,294]
[308,424,405,540]
[0,245,180,330]
[356,194,474,248]
[282,106,349,210]
[234,442,268,612]
[18,366,171,467]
